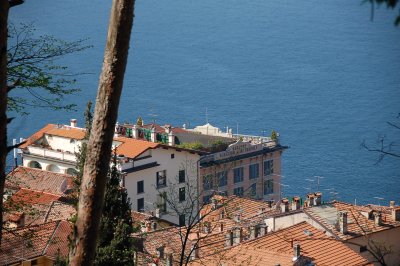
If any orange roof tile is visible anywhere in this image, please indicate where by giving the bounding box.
[44,201,76,223]
[19,124,55,149]
[201,195,274,225]
[45,126,86,140]
[304,201,400,241]
[8,188,61,205]
[0,220,72,265]
[247,222,370,266]
[6,166,75,196]
[115,136,159,158]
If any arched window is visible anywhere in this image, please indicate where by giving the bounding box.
[66,168,78,176]
[28,161,42,169]
[47,164,60,173]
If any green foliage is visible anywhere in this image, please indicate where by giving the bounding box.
[209,139,229,152]
[177,141,204,150]
[53,249,68,266]
[74,101,92,193]
[7,23,91,114]
[94,156,135,266]
[136,116,143,126]
[271,130,278,141]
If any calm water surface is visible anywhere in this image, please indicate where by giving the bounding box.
[9,0,400,205]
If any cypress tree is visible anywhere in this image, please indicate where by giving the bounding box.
[95,155,135,265]
[72,101,135,265]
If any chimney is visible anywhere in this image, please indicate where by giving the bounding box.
[249,226,256,239]
[266,201,272,208]
[145,221,151,232]
[155,208,160,218]
[390,201,395,208]
[258,207,266,215]
[234,213,241,223]
[132,125,139,139]
[211,197,218,210]
[392,207,400,222]
[203,222,211,234]
[225,230,233,247]
[338,211,348,234]
[164,125,172,134]
[165,253,173,266]
[190,242,199,261]
[152,221,158,231]
[151,127,157,143]
[307,193,315,206]
[374,212,382,226]
[293,243,301,261]
[291,196,301,211]
[233,227,242,244]
[314,192,322,206]
[280,198,289,213]
[70,119,77,127]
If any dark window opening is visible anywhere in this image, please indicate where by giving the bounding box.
[179,170,185,183]
[137,180,144,194]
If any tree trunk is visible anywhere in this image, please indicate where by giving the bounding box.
[69,0,135,265]
[0,1,9,246]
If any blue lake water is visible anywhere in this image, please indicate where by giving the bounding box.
[9,0,400,205]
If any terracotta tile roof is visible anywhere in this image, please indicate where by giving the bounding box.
[6,166,75,196]
[0,220,72,265]
[8,188,61,205]
[136,225,227,265]
[43,220,73,260]
[201,195,274,225]
[304,201,400,241]
[44,201,76,223]
[19,124,55,149]
[139,221,370,266]
[245,222,370,266]
[189,247,293,266]
[115,136,159,158]
[19,124,86,150]
[131,211,175,232]
[4,189,62,226]
[45,126,86,140]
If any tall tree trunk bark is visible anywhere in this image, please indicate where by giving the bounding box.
[0,1,9,246]
[69,0,135,265]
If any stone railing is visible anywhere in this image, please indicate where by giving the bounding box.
[27,146,76,162]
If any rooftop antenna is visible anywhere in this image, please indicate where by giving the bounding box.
[329,191,339,201]
[305,178,315,192]
[205,107,208,124]
[373,196,384,206]
[148,113,158,125]
[236,122,239,139]
[314,176,324,191]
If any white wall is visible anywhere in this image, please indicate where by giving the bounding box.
[45,134,82,153]
[124,147,200,225]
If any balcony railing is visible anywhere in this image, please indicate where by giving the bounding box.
[26,146,76,162]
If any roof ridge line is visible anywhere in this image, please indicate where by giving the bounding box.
[19,188,62,198]
[42,220,61,256]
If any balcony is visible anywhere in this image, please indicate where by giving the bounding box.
[25,145,76,162]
